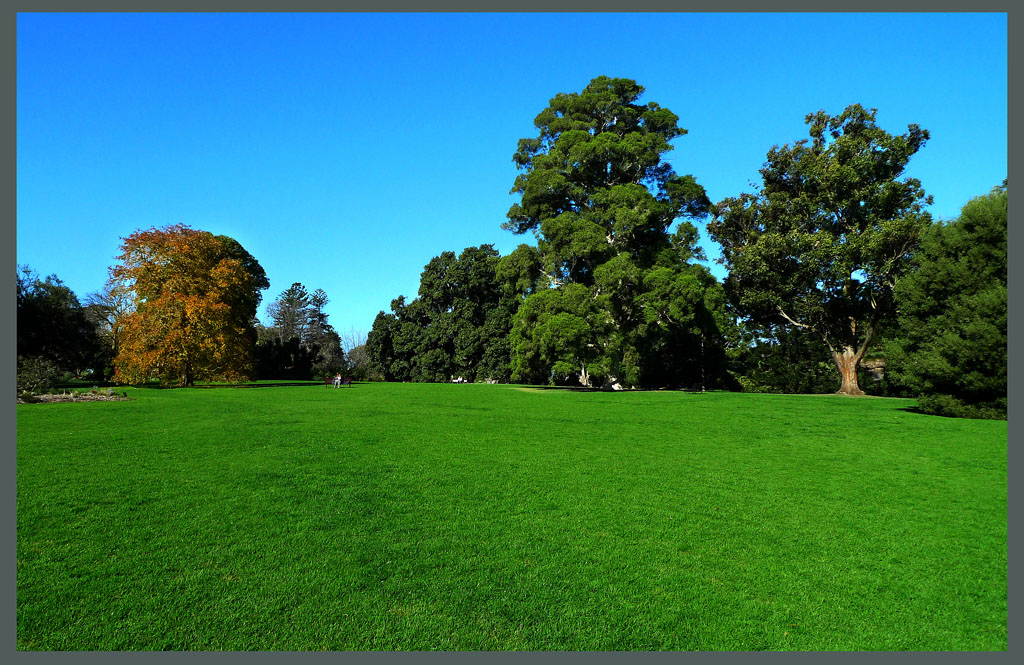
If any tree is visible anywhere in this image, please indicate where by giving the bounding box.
[502,76,716,388]
[257,283,346,379]
[266,283,311,344]
[345,344,372,380]
[366,307,401,382]
[83,281,135,377]
[306,288,345,376]
[504,76,709,281]
[708,104,933,395]
[366,245,519,383]
[885,182,1007,418]
[109,224,268,386]
[341,328,372,379]
[509,283,611,385]
[17,265,106,378]
[253,332,319,380]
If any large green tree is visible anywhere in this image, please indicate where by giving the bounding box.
[503,76,724,388]
[708,104,933,395]
[885,182,1007,418]
[504,75,709,284]
[367,245,518,383]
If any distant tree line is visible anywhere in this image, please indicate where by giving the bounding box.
[16,76,1006,419]
[17,225,368,392]
[254,281,371,381]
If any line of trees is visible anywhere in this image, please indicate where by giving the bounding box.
[254,282,359,380]
[17,224,368,391]
[365,76,1006,418]
[16,75,1006,419]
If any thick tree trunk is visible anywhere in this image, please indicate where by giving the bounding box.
[830,346,864,396]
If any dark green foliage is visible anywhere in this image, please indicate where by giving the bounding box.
[253,332,321,381]
[258,283,345,379]
[367,245,517,383]
[885,183,1007,418]
[17,266,108,378]
[509,283,611,385]
[496,244,548,297]
[16,355,62,395]
[213,234,270,322]
[504,76,709,264]
[503,77,726,388]
[731,324,841,394]
[306,289,346,376]
[708,104,933,395]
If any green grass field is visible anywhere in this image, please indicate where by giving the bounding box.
[16,382,1006,651]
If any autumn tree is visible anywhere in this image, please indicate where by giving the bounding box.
[708,104,933,395]
[109,224,268,386]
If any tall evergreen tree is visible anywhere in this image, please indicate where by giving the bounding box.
[266,283,311,344]
[503,76,722,388]
[885,182,1007,418]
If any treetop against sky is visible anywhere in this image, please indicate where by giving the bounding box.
[16,12,1007,335]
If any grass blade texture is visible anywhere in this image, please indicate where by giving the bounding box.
[17,383,1006,650]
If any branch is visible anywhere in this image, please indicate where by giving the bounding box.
[776,306,812,330]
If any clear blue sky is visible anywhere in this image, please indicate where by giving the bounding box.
[17,12,1007,341]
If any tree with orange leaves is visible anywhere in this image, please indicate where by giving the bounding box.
[109,224,268,386]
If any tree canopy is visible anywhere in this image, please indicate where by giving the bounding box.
[885,182,1007,418]
[708,104,933,395]
[504,75,709,284]
[502,76,729,389]
[109,224,268,386]
[367,244,517,383]
[17,265,107,378]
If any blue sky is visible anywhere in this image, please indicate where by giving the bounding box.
[17,12,1007,340]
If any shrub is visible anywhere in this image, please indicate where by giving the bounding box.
[915,393,1007,420]
[17,355,61,395]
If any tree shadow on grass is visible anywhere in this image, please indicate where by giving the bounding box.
[123,381,340,390]
[196,381,341,389]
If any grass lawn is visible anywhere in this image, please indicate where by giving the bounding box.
[16,382,1006,650]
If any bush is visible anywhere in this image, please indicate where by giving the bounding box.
[916,393,1007,420]
[17,355,61,395]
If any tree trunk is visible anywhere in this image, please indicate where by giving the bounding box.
[830,346,864,396]
[579,363,591,387]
